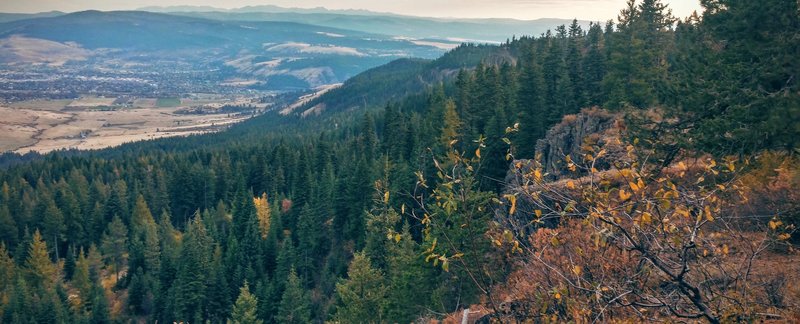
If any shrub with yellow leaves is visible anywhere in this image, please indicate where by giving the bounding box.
[491,140,792,323]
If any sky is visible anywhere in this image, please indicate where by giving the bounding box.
[0,0,703,21]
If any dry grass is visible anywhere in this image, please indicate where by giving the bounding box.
[1,102,250,153]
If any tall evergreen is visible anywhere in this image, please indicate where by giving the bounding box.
[172,213,212,323]
[230,281,262,324]
[277,268,311,324]
[333,252,387,323]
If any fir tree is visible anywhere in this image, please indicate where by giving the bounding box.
[333,252,387,323]
[173,213,212,323]
[100,216,127,280]
[229,281,262,324]
[277,268,311,324]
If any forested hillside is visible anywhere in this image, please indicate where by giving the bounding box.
[0,0,797,323]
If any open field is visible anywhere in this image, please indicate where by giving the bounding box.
[0,97,256,154]
[8,99,74,111]
[156,97,182,107]
[67,97,117,108]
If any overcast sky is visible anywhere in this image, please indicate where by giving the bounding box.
[0,0,702,21]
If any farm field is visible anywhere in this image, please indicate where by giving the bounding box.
[0,97,257,154]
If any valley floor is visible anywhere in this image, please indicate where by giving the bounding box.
[0,97,261,154]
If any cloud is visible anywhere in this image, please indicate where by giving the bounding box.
[265,42,367,57]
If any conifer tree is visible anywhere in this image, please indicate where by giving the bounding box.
[517,56,547,157]
[72,249,92,308]
[439,99,462,148]
[333,252,387,323]
[0,244,15,301]
[384,223,431,322]
[0,205,17,250]
[40,194,65,259]
[277,268,311,324]
[229,281,262,324]
[127,267,148,314]
[100,216,127,280]
[296,203,322,280]
[206,245,232,323]
[25,230,56,290]
[173,213,212,323]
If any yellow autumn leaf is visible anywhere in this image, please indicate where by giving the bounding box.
[534,169,543,182]
[619,189,632,202]
[722,244,729,255]
[535,209,542,218]
[554,292,562,300]
[704,205,714,222]
[475,148,481,158]
[641,212,652,224]
[384,191,390,203]
[629,181,640,192]
[568,163,577,172]
[508,195,517,215]
[573,265,582,276]
[566,180,576,190]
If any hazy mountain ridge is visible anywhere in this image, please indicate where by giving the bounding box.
[0,11,64,23]
[0,10,446,90]
[137,5,588,42]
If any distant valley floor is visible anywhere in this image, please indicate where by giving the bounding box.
[0,96,265,154]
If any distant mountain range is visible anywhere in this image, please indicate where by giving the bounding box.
[0,11,63,23]
[138,5,588,42]
[0,7,588,91]
[0,10,447,90]
[1,5,588,43]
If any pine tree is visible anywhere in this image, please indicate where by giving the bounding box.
[439,99,462,148]
[583,22,607,106]
[127,267,148,315]
[232,188,263,282]
[129,195,160,274]
[276,268,311,324]
[364,178,400,269]
[229,281,263,324]
[0,204,18,249]
[72,249,92,308]
[90,282,110,324]
[604,0,675,109]
[385,223,433,322]
[296,203,325,281]
[677,0,799,152]
[206,245,231,323]
[100,215,127,280]
[173,213,212,323]
[55,182,85,249]
[40,194,65,260]
[517,55,547,157]
[333,252,387,323]
[0,244,15,301]
[25,230,57,290]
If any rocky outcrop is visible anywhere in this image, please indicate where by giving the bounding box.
[500,108,627,230]
[534,108,622,179]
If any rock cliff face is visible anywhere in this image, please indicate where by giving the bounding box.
[500,108,626,230]
[534,108,621,179]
